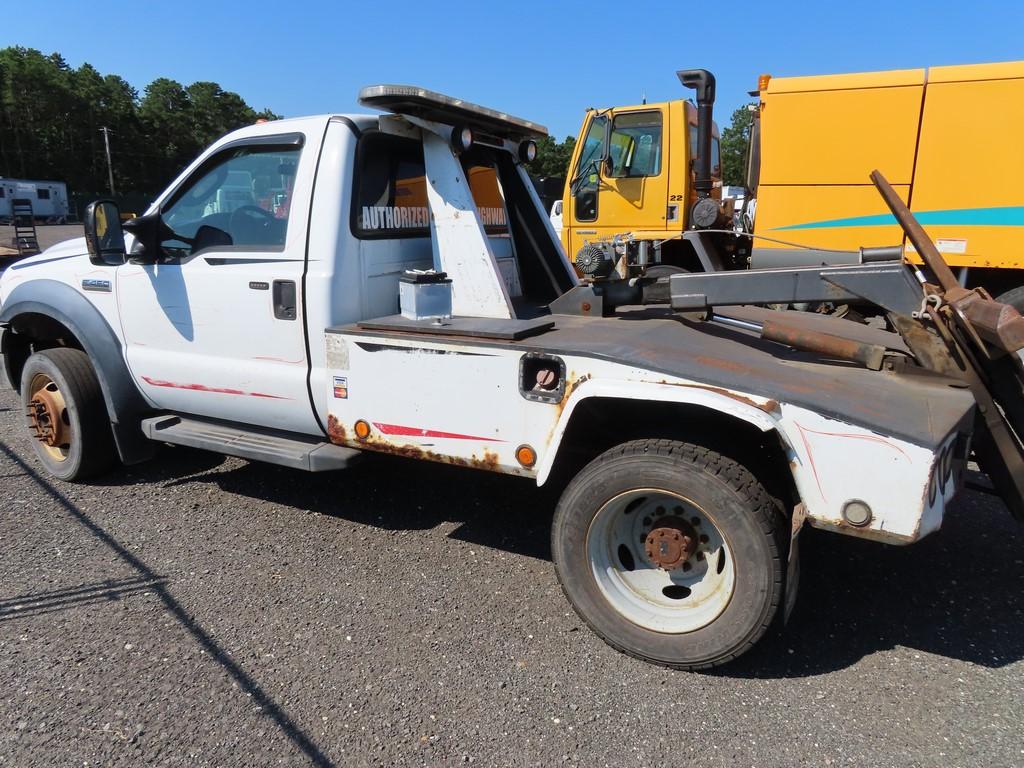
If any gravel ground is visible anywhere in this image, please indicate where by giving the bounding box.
[0,373,1022,767]
[0,224,83,257]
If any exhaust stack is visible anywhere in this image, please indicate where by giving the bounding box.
[677,69,716,200]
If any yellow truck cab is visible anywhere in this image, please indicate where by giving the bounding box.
[749,61,1024,308]
[562,71,735,276]
[564,61,1024,311]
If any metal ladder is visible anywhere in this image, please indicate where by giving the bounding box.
[12,198,40,256]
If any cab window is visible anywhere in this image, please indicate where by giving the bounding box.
[354,133,430,238]
[689,126,722,178]
[571,115,607,222]
[607,111,662,178]
[162,144,300,256]
[353,133,512,239]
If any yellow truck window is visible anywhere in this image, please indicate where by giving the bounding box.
[571,115,607,222]
[608,111,662,177]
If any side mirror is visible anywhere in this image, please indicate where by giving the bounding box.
[83,200,126,266]
[121,212,166,264]
[602,155,614,178]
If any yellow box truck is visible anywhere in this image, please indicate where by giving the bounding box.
[561,61,1024,310]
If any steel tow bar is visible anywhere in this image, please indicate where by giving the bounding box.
[870,170,1024,520]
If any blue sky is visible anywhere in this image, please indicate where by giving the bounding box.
[6,1,1024,140]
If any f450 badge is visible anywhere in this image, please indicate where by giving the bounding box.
[81,278,112,293]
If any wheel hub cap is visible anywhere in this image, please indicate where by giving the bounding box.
[644,517,698,570]
[27,383,68,447]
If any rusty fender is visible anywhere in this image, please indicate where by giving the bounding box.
[534,377,784,485]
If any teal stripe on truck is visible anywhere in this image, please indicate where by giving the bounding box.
[772,206,1024,231]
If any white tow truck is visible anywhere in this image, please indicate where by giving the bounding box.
[2,86,1023,669]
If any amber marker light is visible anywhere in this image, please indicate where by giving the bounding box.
[516,444,537,468]
[354,420,371,440]
[757,74,772,92]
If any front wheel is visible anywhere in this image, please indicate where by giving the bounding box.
[20,348,118,481]
[552,439,786,669]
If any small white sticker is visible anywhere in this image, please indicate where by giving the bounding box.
[935,238,967,254]
[906,238,967,255]
[333,376,348,399]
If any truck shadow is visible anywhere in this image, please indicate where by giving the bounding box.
[0,440,336,767]
[104,445,556,561]
[103,446,1024,677]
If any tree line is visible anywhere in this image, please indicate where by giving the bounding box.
[0,46,277,199]
[1,45,751,209]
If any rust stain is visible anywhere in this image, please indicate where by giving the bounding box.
[546,374,591,446]
[471,449,500,471]
[331,424,509,474]
[656,380,780,415]
[326,414,347,443]
[693,355,750,375]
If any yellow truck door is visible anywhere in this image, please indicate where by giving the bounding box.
[565,106,669,261]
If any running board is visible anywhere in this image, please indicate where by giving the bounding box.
[140,415,361,472]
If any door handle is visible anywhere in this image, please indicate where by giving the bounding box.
[272,280,297,320]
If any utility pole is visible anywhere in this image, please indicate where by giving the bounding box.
[99,126,116,195]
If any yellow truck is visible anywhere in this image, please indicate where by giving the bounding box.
[562,61,1024,310]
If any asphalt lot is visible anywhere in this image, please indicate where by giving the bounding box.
[1,238,1023,766]
[0,370,1022,767]
[1,223,83,257]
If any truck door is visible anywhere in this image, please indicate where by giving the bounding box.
[567,109,668,261]
[116,134,320,435]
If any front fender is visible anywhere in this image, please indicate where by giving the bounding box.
[0,279,156,464]
[536,377,781,485]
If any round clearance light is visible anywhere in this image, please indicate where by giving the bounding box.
[842,499,872,528]
[515,444,537,468]
[451,125,474,154]
[354,420,371,440]
[519,140,538,163]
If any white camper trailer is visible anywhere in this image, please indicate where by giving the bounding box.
[0,179,70,223]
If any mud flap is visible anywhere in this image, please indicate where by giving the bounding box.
[784,502,807,624]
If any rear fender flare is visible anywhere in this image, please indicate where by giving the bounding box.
[536,378,789,485]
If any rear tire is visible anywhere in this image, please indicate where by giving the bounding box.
[997,287,1024,362]
[997,285,1024,313]
[552,439,785,669]
[644,264,689,279]
[20,348,118,481]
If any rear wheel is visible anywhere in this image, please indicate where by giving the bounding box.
[997,287,1024,362]
[644,264,689,279]
[552,439,785,669]
[996,285,1024,313]
[20,348,118,481]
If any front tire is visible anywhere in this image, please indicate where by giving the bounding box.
[20,348,118,481]
[552,439,785,670]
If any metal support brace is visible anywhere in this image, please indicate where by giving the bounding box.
[410,116,513,319]
[668,261,925,316]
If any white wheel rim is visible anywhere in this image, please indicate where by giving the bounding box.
[587,489,736,634]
